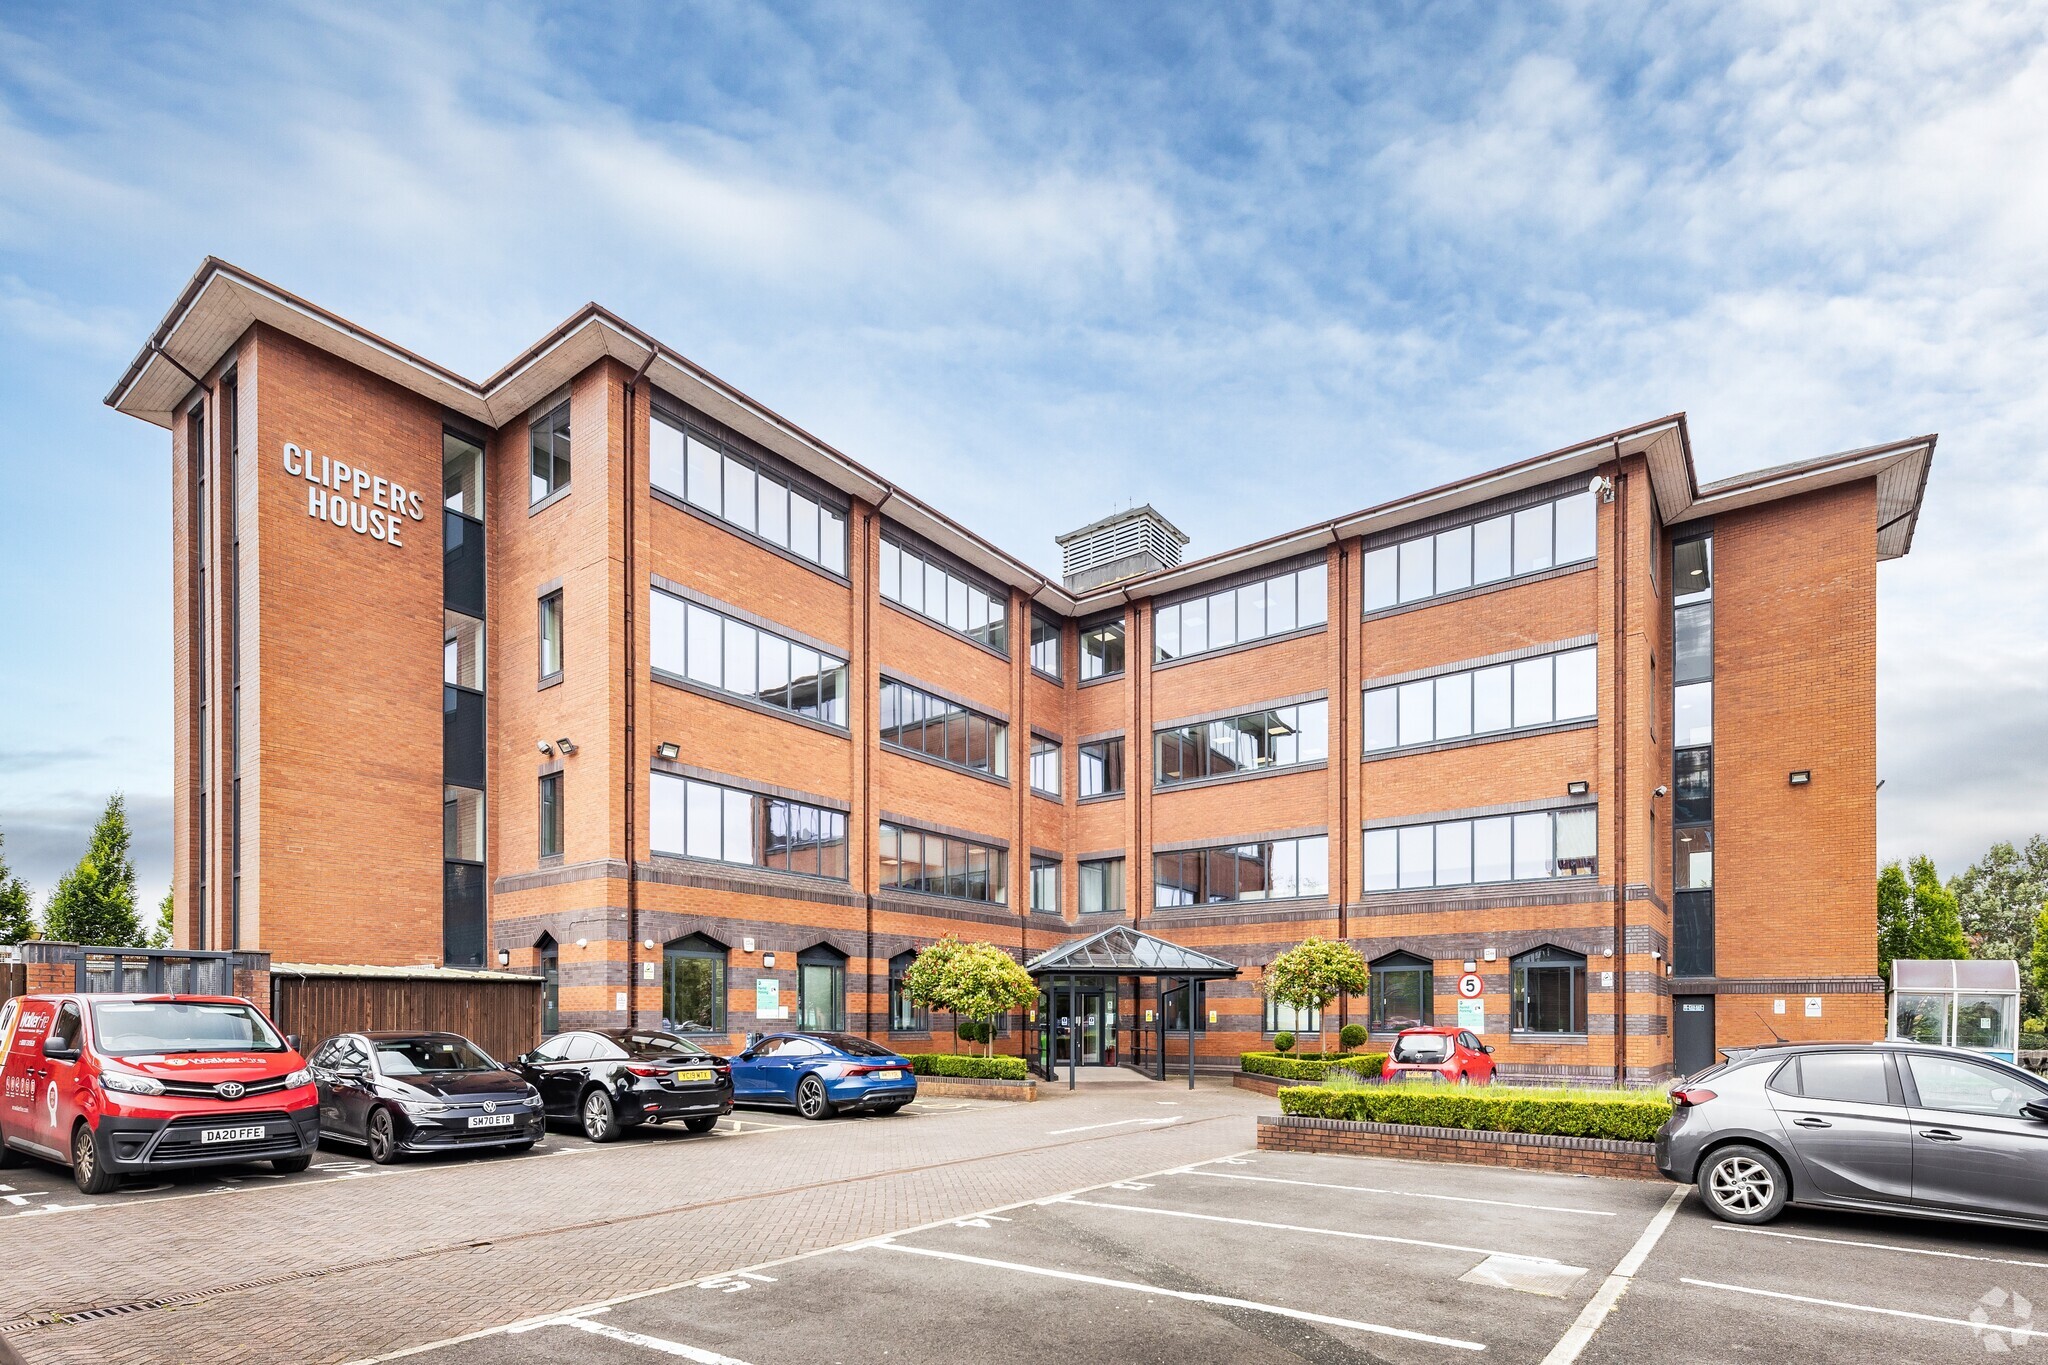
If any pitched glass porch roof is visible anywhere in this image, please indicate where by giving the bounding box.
[1026,926,1239,978]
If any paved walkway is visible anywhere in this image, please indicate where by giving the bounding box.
[0,1079,1263,1365]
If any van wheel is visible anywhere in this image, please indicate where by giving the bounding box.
[272,1154,313,1174]
[581,1089,622,1142]
[1700,1144,1789,1224]
[366,1108,401,1164]
[72,1124,119,1195]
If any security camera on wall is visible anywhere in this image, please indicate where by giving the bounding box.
[1589,473,1615,503]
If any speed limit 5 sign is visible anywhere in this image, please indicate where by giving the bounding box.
[1457,972,1484,999]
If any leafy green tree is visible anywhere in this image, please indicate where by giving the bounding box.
[1907,855,1969,962]
[1876,861,1912,981]
[1265,938,1369,1056]
[903,936,1037,1057]
[43,794,144,947]
[1951,836,2048,1018]
[0,827,35,945]
[2030,906,2048,1021]
[148,887,174,950]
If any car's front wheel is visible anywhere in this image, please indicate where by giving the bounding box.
[1699,1144,1789,1224]
[366,1108,401,1165]
[582,1089,623,1142]
[71,1123,119,1195]
[271,1154,313,1174]
[796,1075,834,1121]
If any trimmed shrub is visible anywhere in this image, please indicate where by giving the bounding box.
[1278,1082,1671,1143]
[905,1054,1029,1081]
[2021,1031,2048,1052]
[1338,1023,1367,1052]
[1272,1031,1296,1054]
[1241,1051,1387,1082]
[955,1018,992,1045]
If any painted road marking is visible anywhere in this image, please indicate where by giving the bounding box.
[1046,1116,1181,1136]
[1056,1197,1572,1265]
[866,1241,1489,1352]
[1713,1223,2048,1270]
[537,1312,755,1362]
[1679,1278,2048,1344]
[1459,1255,1587,1298]
[1538,1186,1685,1365]
[1179,1167,1620,1218]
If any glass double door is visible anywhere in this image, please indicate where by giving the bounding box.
[1040,980,1117,1067]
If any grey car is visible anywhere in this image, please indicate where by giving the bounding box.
[1657,1041,2048,1229]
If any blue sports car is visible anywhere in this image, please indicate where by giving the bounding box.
[727,1032,917,1119]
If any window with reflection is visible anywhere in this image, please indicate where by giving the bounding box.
[1511,946,1587,1034]
[888,951,927,1032]
[662,934,727,1034]
[649,409,848,575]
[1030,738,1061,798]
[878,821,1008,904]
[1153,563,1327,663]
[530,401,571,504]
[1153,835,1328,907]
[1079,858,1125,914]
[1155,701,1328,786]
[1364,809,1596,891]
[878,534,1008,653]
[1362,490,1596,612]
[1079,737,1125,798]
[879,678,1009,779]
[1364,647,1595,752]
[1369,952,1435,1032]
[1031,615,1061,678]
[1079,617,1125,679]
[649,773,849,880]
[1031,857,1061,913]
[650,588,848,726]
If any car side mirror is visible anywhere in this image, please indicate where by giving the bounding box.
[2023,1101,2048,1122]
[287,1034,301,1052]
[1483,1045,1495,1054]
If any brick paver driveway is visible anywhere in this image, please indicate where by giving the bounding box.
[0,1080,1262,1365]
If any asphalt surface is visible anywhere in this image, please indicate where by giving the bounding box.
[7,1081,2048,1362]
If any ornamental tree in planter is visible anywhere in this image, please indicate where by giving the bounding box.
[904,935,1037,1058]
[1264,937,1368,1057]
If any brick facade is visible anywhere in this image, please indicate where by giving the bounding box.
[110,261,1934,1085]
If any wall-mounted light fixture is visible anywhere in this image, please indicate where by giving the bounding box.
[556,737,578,756]
[763,952,777,969]
[1567,780,1589,797]
[642,938,655,950]
[537,740,554,756]
[497,948,510,967]
[575,937,588,949]
[743,937,756,953]
[656,741,681,762]
[1789,770,1812,786]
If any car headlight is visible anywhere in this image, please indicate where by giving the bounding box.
[100,1070,165,1096]
[284,1068,313,1089]
[400,1099,455,1115]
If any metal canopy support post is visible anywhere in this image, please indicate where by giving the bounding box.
[1156,977,1167,1082]
[1188,976,1196,1090]
[1066,975,1077,1091]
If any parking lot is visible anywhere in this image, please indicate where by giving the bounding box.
[5,1082,2048,1363]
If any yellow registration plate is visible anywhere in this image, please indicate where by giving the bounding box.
[676,1069,714,1083]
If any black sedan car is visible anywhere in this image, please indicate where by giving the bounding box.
[512,1029,733,1141]
[308,1031,544,1163]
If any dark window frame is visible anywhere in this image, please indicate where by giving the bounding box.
[1079,736,1126,798]
[661,933,728,1035]
[538,589,564,684]
[1369,951,1435,1032]
[538,772,564,860]
[888,950,927,1033]
[529,399,572,505]
[1510,945,1587,1036]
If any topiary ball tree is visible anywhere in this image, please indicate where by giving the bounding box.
[1272,1031,1296,1054]
[1265,937,1370,1057]
[1339,1023,1367,1053]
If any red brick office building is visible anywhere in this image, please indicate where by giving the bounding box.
[107,258,1933,1083]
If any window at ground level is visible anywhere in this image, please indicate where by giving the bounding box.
[1154,834,1328,907]
[649,773,850,879]
[1153,562,1327,663]
[797,947,846,1032]
[888,950,926,1032]
[662,934,727,1034]
[1364,808,1596,891]
[1264,996,1319,1034]
[1162,979,1207,1033]
[878,821,1008,904]
[1369,952,1434,1031]
[1511,946,1586,1034]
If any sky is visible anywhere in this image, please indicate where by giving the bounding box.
[2,1,2045,907]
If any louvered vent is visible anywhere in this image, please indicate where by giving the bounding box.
[1055,506,1189,593]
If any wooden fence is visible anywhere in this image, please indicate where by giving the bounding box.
[1,962,23,1007]
[270,968,544,1065]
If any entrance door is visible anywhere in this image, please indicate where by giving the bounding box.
[1048,987,1114,1066]
[1673,995,1715,1077]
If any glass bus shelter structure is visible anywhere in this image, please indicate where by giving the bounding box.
[1890,959,2022,1064]
[1025,927,1241,1090]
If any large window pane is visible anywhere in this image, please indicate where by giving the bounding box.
[650,590,686,676]
[1473,665,1512,732]
[1181,596,1208,654]
[1397,680,1434,746]
[1555,647,1597,719]
[820,509,846,574]
[1674,536,1713,603]
[647,420,683,500]
[1513,503,1554,574]
[1434,525,1472,594]
[723,619,756,695]
[1236,582,1267,641]
[1435,821,1472,886]
[1154,604,1179,660]
[722,789,754,864]
[1268,575,1297,632]
[759,476,789,547]
[1676,825,1713,889]
[1674,747,1712,823]
[1554,491,1596,563]
[1209,590,1237,649]
[1298,700,1328,762]
[1397,825,1434,889]
[1513,812,1553,879]
[650,772,686,855]
[684,780,722,860]
[1362,547,1397,610]
[1363,689,1398,752]
[1398,538,1434,603]
[685,603,722,686]
[1512,657,1554,727]
[1556,809,1597,875]
[1363,829,1398,891]
[1473,817,1513,882]
[790,493,820,563]
[1675,682,1714,747]
[1435,673,1472,739]
[685,435,722,514]
[1674,603,1713,684]
[722,456,756,533]
[1298,836,1328,897]
[1298,563,1327,625]
[1474,515,1512,583]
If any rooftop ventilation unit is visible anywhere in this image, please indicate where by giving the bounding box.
[1055,505,1189,593]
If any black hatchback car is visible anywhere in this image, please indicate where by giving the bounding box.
[512,1029,733,1141]
[309,1031,545,1163]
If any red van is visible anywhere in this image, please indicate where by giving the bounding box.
[0,992,318,1193]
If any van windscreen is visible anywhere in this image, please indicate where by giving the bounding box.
[89,1001,286,1056]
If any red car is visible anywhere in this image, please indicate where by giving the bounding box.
[1381,1026,1496,1085]
[0,993,318,1194]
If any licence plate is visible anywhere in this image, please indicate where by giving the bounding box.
[877,1070,904,1081]
[200,1125,265,1145]
[467,1114,515,1129]
[673,1069,714,1083]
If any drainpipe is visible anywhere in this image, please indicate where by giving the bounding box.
[623,346,655,1027]
[1611,460,1629,1087]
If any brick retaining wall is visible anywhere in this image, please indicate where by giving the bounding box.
[916,1076,1037,1102]
[1257,1113,1663,1181]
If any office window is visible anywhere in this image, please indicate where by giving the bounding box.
[1370,952,1435,1031]
[1675,825,1714,889]
[1162,979,1206,1033]
[1361,490,1598,612]
[1080,617,1125,679]
[662,934,727,1034]
[443,786,484,862]
[1364,648,1596,752]
[1153,834,1327,907]
[878,821,1008,904]
[538,591,563,682]
[649,411,848,574]
[1153,562,1326,663]
[1030,738,1062,798]
[1364,809,1596,891]
[1674,681,1713,747]
[1674,603,1713,684]
[538,773,563,859]
[1264,996,1319,1034]
[1079,858,1125,914]
[1154,700,1328,787]
[879,678,1009,779]
[529,400,571,504]
[888,951,927,1032]
[1031,857,1061,913]
[1079,737,1125,798]
[649,773,849,880]
[1674,748,1712,823]
[1674,534,1713,604]
[444,612,483,690]
[1512,946,1587,1034]
[444,432,484,517]
[1031,615,1061,679]
[879,534,1008,653]
[798,945,846,1032]
[649,588,849,726]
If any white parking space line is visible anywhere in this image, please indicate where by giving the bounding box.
[865,1241,1489,1352]
[1046,1116,1181,1136]
[1713,1223,2048,1270]
[1178,1168,1619,1218]
[1538,1185,1686,1365]
[541,1313,755,1362]
[1679,1278,2048,1344]
[1056,1196,1575,1266]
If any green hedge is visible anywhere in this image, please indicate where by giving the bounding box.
[1278,1083,1671,1142]
[1241,1051,1388,1082]
[905,1054,1030,1081]
[2021,1032,2048,1052]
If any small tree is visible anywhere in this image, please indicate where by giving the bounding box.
[44,794,144,947]
[1907,855,1969,961]
[2030,906,2048,1019]
[0,827,34,945]
[1272,1030,1295,1055]
[903,935,1037,1057]
[149,888,174,950]
[1876,861,1912,981]
[1338,1023,1367,1053]
[1265,938,1368,1057]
